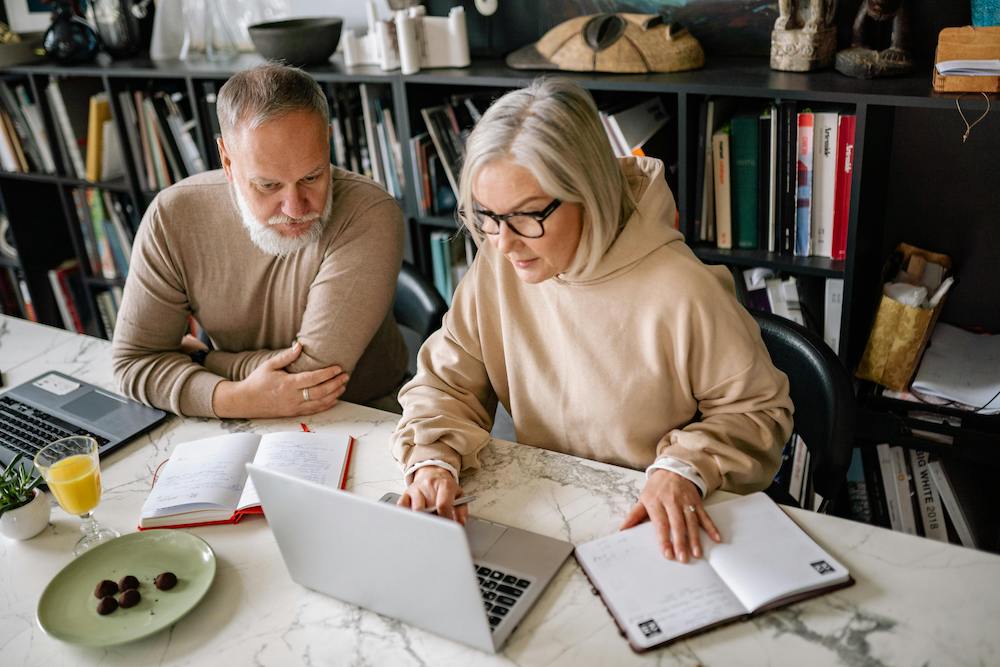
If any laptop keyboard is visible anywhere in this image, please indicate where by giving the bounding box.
[475,564,531,631]
[0,396,109,461]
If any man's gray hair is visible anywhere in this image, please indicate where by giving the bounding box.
[458,78,634,277]
[217,63,329,140]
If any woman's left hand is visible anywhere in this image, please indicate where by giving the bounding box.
[620,469,721,563]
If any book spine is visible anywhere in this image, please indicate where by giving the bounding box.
[730,114,759,250]
[693,100,709,241]
[777,101,797,255]
[890,445,919,535]
[16,271,36,321]
[831,114,856,261]
[927,460,977,548]
[712,128,732,249]
[700,100,716,243]
[875,443,903,531]
[49,81,86,178]
[48,267,74,330]
[908,449,949,542]
[823,278,843,355]
[810,112,838,259]
[794,112,814,257]
[85,94,107,182]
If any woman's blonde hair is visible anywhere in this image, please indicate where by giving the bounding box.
[458,78,634,276]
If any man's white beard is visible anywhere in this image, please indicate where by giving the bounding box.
[233,183,333,257]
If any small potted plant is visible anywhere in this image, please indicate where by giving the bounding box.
[0,455,49,540]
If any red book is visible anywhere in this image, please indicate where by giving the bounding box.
[832,115,856,261]
[138,430,356,530]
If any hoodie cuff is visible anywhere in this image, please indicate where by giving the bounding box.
[403,459,460,486]
[646,456,708,498]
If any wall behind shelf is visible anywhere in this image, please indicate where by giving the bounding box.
[880,104,1000,334]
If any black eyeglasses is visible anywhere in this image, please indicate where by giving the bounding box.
[458,199,562,239]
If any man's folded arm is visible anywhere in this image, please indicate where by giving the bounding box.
[111,203,224,417]
[202,197,405,381]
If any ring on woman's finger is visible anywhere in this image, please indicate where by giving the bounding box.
[685,504,697,513]
[302,387,311,401]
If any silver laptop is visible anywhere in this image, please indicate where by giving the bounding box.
[0,371,166,470]
[247,464,574,653]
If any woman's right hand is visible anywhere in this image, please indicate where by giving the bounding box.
[398,465,468,525]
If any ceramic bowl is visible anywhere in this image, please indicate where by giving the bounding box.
[248,17,344,67]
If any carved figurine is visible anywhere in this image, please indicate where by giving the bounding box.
[771,0,837,72]
[835,0,914,78]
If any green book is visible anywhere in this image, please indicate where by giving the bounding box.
[730,113,760,249]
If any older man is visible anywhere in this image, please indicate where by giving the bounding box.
[113,63,408,418]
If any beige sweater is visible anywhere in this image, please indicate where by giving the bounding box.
[113,168,409,417]
[391,157,793,495]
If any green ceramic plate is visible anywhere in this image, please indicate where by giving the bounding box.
[36,530,216,647]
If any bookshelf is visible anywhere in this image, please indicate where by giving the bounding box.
[1,53,997,552]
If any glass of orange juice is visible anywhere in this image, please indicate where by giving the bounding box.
[34,436,119,556]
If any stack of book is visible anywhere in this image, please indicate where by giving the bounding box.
[847,444,984,550]
[116,88,207,191]
[70,188,136,282]
[740,267,844,355]
[0,80,56,175]
[695,98,856,260]
[328,83,404,199]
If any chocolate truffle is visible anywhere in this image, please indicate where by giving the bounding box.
[119,588,141,608]
[154,572,177,590]
[94,580,118,599]
[96,596,118,615]
[118,575,140,591]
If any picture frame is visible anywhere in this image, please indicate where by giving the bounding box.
[3,0,56,35]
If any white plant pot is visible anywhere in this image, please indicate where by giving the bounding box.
[0,488,51,540]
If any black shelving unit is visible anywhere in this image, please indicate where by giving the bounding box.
[1,53,997,551]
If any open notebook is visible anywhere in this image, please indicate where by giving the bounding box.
[575,492,853,652]
[139,429,354,530]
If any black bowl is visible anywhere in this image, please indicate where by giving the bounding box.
[247,17,343,67]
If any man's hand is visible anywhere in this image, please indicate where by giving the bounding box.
[397,465,468,525]
[620,469,721,563]
[211,342,349,418]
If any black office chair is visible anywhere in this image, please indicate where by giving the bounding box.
[753,311,855,513]
[394,261,448,376]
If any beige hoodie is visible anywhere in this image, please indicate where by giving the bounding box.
[391,157,793,494]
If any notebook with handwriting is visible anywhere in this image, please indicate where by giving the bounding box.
[575,492,853,652]
[139,429,355,530]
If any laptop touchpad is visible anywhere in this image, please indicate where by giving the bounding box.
[465,518,506,559]
[62,391,124,421]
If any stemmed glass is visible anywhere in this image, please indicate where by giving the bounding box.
[34,436,119,556]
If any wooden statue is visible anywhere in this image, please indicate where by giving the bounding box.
[836,0,914,78]
[771,0,837,71]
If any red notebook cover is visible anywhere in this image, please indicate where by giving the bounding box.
[138,435,355,531]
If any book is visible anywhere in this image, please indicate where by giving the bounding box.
[927,459,977,548]
[757,104,777,252]
[794,111,814,257]
[729,113,759,249]
[875,443,903,531]
[908,449,948,542]
[711,125,732,249]
[845,448,872,523]
[575,492,853,652]
[605,97,670,156]
[831,114,856,261]
[139,430,355,529]
[46,79,86,178]
[823,278,843,355]
[85,93,112,182]
[810,111,838,259]
[890,445,919,535]
[776,100,797,255]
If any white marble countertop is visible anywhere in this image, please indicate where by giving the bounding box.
[1,315,999,666]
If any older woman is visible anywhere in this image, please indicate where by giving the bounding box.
[391,78,793,562]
